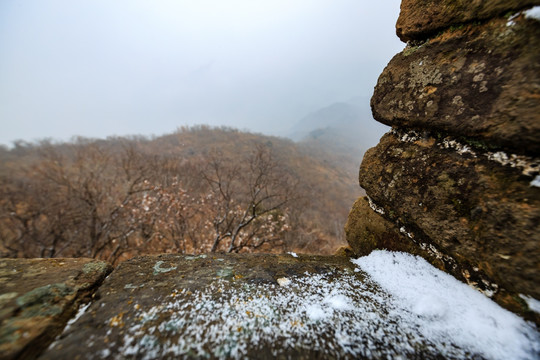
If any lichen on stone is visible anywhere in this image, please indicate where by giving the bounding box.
[152,261,178,275]
[82,261,110,275]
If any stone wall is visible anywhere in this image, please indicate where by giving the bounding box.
[346,0,540,322]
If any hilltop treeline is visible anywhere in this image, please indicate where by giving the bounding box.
[0,126,362,263]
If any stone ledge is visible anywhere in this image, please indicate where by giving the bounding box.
[374,14,540,156]
[396,0,540,41]
[0,258,112,360]
[356,130,539,321]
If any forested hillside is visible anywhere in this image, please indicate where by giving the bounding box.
[0,126,361,263]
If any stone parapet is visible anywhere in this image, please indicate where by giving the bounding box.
[375,13,540,156]
[347,1,540,323]
[396,0,540,41]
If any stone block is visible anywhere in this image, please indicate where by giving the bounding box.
[39,253,504,359]
[396,0,540,41]
[373,15,540,156]
[0,258,112,360]
[358,130,539,318]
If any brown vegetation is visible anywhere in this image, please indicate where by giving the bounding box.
[0,126,361,263]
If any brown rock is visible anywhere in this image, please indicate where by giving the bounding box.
[396,0,540,41]
[0,258,112,360]
[373,15,540,156]
[346,197,411,256]
[346,196,446,270]
[358,131,540,317]
[333,245,354,257]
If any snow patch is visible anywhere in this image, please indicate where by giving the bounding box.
[352,251,539,360]
[367,196,385,215]
[525,6,540,21]
[393,128,540,177]
[507,12,520,26]
[530,175,540,188]
[305,304,327,320]
[520,294,540,314]
[399,226,414,239]
[63,302,91,333]
[99,252,539,359]
[276,277,291,287]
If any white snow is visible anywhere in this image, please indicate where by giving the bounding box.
[287,251,298,258]
[324,294,353,311]
[393,128,540,177]
[520,294,540,314]
[352,251,540,360]
[276,277,291,287]
[47,301,93,352]
[63,302,91,333]
[530,175,540,188]
[525,6,540,21]
[507,12,520,26]
[367,196,385,215]
[305,304,326,320]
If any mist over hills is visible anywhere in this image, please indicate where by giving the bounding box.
[0,94,388,260]
[288,96,388,156]
[286,97,388,185]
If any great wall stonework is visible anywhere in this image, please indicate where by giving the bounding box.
[346,0,540,322]
[1,1,540,358]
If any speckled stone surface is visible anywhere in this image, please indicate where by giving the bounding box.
[39,253,485,359]
[396,0,540,41]
[0,258,112,360]
[373,14,540,156]
[353,130,540,321]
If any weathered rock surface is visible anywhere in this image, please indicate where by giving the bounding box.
[348,0,540,324]
[373,14,540,156]
[37,253,495,359]
[396,0,540,41]
[0,258,112,360]
[345,197,445,271]
[353,130,540,320]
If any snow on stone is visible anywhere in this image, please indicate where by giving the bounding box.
[367,195,385,215]
[393,128,540,177]
[530,175,540,188]
[353,250,540,360]
[100,251,539,360]
[507,12,520,26]
[525,6,540,21]
[276,277,291,287]
[520,294,540,314]
[63,302,91,332]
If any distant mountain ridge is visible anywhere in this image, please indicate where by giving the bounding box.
[287,97,388,157]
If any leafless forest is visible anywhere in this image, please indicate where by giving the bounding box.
[0,126,362,264]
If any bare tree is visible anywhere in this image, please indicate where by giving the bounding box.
[0,141,156,262]
[201,145,294,253]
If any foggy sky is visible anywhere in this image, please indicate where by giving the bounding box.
[0,0,403,146]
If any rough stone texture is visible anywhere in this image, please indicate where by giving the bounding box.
[0,258,112,360]
[349,0,540,324]
[345,197,442,266]
[396,0,540,41]
[355,130,540,322]
[373,14,540,156]
[39,253,486,359]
